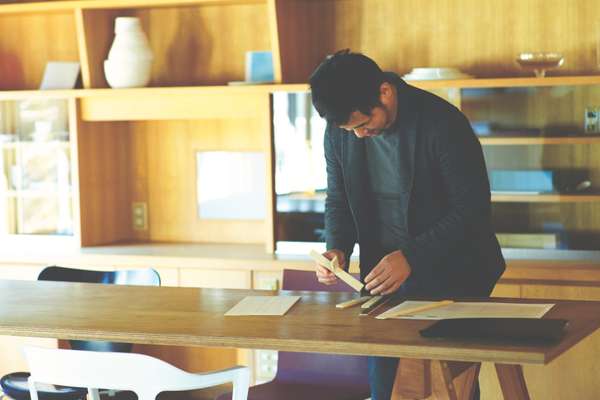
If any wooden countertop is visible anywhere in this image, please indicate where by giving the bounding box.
[2,241,600,283]
[0,242,322,271]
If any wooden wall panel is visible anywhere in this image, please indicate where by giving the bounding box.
[77,92,273,246]
[77,119,132,245]
[276,0,600,83]
[80,3,271,88]
[0,11,79,89]
[129,116,269,244]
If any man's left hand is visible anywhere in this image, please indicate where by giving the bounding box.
[364,250,411,295]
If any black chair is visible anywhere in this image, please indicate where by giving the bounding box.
[0,266,161,400]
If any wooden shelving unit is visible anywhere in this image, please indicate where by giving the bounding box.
[0,1,599,397]
[479,136,600,145]
[0,0,597,255]
[492,194,600,203]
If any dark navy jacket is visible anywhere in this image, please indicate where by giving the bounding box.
[324,75,505,297]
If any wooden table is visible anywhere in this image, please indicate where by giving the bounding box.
[1,280,599,399]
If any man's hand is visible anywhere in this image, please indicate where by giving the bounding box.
[364,250,411,295]
[315,249,346,285]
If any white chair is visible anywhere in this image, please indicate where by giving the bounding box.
[24,346,249,400]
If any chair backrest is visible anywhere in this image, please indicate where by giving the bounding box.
[24,346,249,400]
[276,269,370,389]
[38,266,161,352]
[38,266,161,286]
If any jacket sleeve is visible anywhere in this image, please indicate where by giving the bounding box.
[403,111,492,270]
[324,126,357,266]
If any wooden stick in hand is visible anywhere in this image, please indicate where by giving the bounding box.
[310,250,364,292]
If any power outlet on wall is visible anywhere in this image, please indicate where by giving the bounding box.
[254,350,278,384]
[584,107,600,134]
[132,202,148,230]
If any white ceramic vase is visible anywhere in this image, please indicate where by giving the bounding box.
[104,17,154,88]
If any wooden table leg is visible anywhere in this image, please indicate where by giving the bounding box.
[439,361,481,400]
[392,359,480,400]
[495,364,530,400]
[392,358,431,399]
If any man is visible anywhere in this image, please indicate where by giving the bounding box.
[309,50,505,399]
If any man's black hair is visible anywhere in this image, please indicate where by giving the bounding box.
[309,49,385,126]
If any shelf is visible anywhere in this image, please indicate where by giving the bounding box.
[479,136,600,145]
[0,85,305,101]
[407,75,600,89]
[0,141,70,149]
[4,189,73,198]
[492,194,600,203]
[0,0,265,14]
[77,85,306,121]
[0,75,598,101]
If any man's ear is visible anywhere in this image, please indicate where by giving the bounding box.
[379,82,393,103]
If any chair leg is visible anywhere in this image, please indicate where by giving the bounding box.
[231,366,250,400]
[137,390,159,400]
[88,388,101,400]
[27,377,39,400]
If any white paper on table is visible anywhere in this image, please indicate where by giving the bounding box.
[380,301,554,320]
[225,296,301,316]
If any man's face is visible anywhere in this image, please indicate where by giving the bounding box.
[339,107,390,138]
[338,82,397,138]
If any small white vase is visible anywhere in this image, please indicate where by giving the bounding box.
[104,17,153,88]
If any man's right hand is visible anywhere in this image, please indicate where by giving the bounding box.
[315,249,346,285]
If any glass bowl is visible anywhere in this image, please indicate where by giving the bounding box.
[516,53,564,77]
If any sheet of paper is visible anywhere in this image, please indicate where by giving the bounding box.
[380,301,554,320]
[225,295,301,316]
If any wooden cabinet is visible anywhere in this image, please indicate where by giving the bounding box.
[0,97,79,244]
[458,82,600,256]
[0,0,598,256]
[0,0,281,251]
[76,2,274,89]
[273,78,600,258]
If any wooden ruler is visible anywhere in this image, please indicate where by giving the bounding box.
[376,300,454,320]
[336,296,372,309]
[309,250,364,292]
